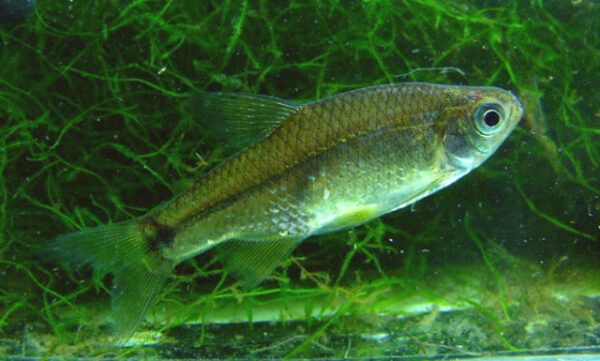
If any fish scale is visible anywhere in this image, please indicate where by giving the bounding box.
[154,84,441,228]
[178,118,436,249]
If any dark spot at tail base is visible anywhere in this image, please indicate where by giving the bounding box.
[141,217,176,253]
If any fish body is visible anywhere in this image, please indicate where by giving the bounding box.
[48,82,524,342]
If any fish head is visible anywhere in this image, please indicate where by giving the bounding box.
[440,86,524,171]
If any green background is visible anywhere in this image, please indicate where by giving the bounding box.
[1,0,598,359]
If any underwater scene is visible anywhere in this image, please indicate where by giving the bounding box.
[1,0,599,360]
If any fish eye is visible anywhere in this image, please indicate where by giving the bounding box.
[475,103,504,135]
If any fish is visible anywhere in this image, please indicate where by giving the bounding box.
[47,82,524,343]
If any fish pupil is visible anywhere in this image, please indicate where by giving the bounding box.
[484,109,500,127]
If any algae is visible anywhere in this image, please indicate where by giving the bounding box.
[0,0,599,359]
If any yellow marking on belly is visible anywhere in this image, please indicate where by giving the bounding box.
[321,204,380,232]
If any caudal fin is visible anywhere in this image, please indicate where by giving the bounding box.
[47,219,174,344]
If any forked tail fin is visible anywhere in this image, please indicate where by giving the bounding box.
[47,219,174,344]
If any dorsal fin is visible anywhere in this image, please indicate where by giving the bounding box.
[186,92,302,150]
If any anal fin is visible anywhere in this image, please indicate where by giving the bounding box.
[218,237,302,289]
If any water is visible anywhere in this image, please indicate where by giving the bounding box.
[0,1,598,360]
[0,0,34,29]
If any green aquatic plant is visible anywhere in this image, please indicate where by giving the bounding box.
[1,0,599,358]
